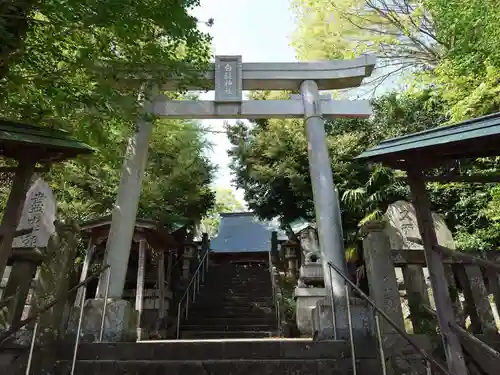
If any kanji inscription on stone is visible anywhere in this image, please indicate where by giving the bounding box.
[12,178,56,248]
[215,55,243,102]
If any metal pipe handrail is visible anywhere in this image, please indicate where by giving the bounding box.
[0,264,111,375]
[0,264,111,345]
[176,249,210,339]
[327,261,451,375]
[268,251,281,336]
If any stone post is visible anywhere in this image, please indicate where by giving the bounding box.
[96,91,156,299]
[182,238,196,280]
[360,221,404,334]
[300,80,348,338]
[283,240,299,281]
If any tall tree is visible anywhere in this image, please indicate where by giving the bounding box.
[291,0,444,85]
[226,90,496,249]
[0,0,209,82]
[0,0,217,226]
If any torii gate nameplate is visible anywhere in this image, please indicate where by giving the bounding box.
[214,55,243,102]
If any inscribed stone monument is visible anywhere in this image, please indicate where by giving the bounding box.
[384,200,456,324]
[384,200,455,250]
[1,178,56,326]
[12,178,56,249]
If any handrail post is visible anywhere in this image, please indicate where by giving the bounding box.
[327,261,451,375]
[176,303,181,339]
[99,266,111,342]
[25,321,39,375]
[185,288,189,319]
[0,265,111,347]
[71,285,87,375]
[328,266,337,340]
[374,311,387,375]
[345,283,356,375]
[175,250,211,340]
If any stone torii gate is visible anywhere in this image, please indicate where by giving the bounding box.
[96,55,376,339]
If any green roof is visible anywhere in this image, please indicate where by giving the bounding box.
[0,118,94,162]
[357,112,500,167]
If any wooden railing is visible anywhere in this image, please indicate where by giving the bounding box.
[389,249,500,335]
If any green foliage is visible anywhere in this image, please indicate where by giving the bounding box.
[227,89,500,250]
[291,0,442,86]
[0,0,216,227]
[424,0,500,120]
[292,0,500,119]
[286,0,500,251]
[227,91,441,245]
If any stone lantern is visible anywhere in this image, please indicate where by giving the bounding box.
[182,233,197,279]
[283,239,300,281]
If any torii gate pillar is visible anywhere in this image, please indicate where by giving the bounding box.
[96,55,376,340]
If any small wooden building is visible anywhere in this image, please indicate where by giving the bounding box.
[357,111,500,375]
[78,216,189,338]
[0,119,93,327]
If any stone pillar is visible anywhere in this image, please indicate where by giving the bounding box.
[283,240,299,281]
[300,80,348,339]
[157,251,166,321]
[360,221,404,333]
[96,95,155,299]
[182,239,196,280]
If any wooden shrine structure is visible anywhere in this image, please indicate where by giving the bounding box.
[358,112,500,375]
[0,119,93,328]
[78,216,208,339]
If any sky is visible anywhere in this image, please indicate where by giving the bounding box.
[192,0,297,203]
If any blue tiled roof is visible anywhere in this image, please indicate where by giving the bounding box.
[210,212,287,253]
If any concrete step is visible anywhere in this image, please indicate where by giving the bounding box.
[181,324,276,332]
[54,359,358,375]
[195,293,273,299]
[187,311,276,319]
[187,304,275,313]
[188,303,274,310]
[201,283,272,289]
[180,331,275,339]
[185,317,277,326]
[63,340,352,361]
[198,290,272,296]
[192,297,273,305]
[202,279,270,285]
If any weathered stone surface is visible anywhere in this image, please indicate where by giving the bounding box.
[66,298,136,342]
[45,338,382,374]
[361,221,405,334]
[54,359,355,375]
[315,297,374,341]
[294,287,326,336]
[384,200,455,251]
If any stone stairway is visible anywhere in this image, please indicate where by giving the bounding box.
[52,339,379,374]
[179,262,277,339]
